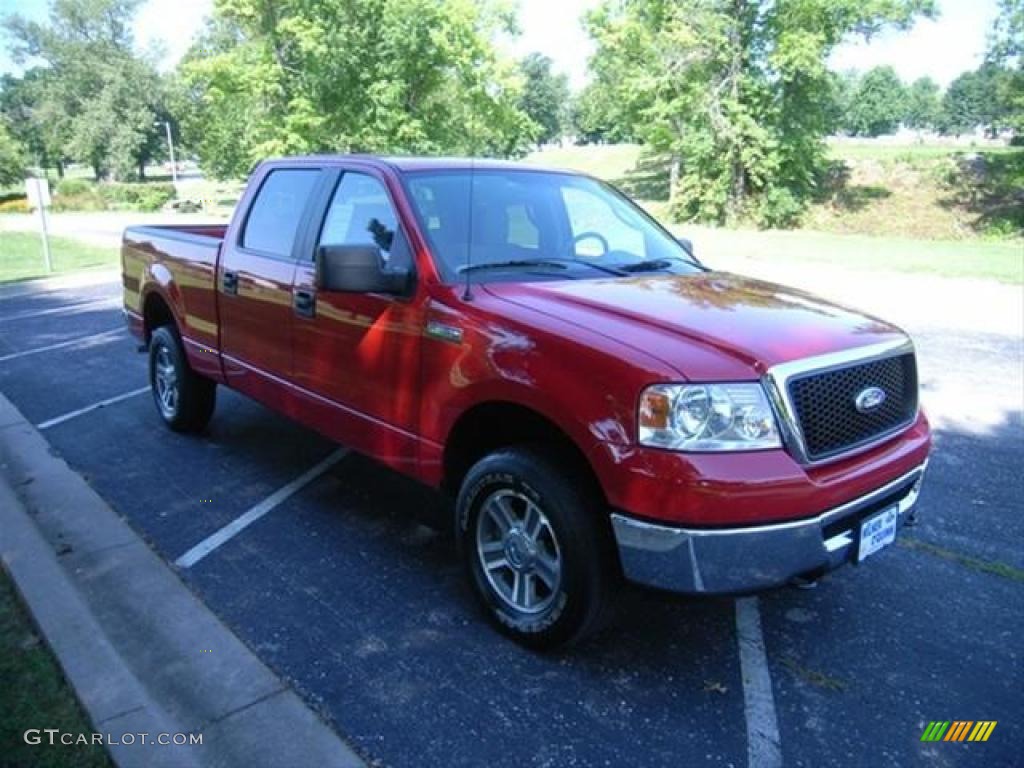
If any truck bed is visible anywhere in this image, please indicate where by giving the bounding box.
[122,223,228,381]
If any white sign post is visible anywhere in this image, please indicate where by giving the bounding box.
[25,177,53,274]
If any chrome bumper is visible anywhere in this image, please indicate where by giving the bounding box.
[611,462,927,594]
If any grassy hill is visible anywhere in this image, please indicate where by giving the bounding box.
[525,142,1024,284]
[525,142,1024,242]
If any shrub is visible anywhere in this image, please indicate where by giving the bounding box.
[136,189,173,212]
[756,188,805,229]
[56,178,92,196]
[50,190,106,212]
[0,196,29,213]
[98,182,175,210]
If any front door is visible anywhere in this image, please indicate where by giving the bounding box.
[291,170,423,472]
[218,167,322,401]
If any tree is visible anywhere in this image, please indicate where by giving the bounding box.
[181,0,535,179]
[940,65,1008,136]
[826,70,860,135]
[986,0,1023,136]
[571,81,638,145]
[584,0,935,227]
[903,76,941,131]
[0,70,72,175]
[518,53,569,146]
[844,66,907,137]
[4,0,168,180]
[0,121,26,186]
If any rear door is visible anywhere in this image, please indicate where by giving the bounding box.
[218,166,323,400]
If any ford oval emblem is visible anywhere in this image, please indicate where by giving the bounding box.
[855,386,887,413]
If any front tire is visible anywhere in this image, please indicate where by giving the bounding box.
[148,325,216,433]
[456,447,615,649]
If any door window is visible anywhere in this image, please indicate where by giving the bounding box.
[242,169,320,257]
[319,173,411,269]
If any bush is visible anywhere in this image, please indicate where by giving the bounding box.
[0,196,29,213]
[56,178,92,196]
[50,190,107,212]
[97,182,175,211]
[756,188,805,229]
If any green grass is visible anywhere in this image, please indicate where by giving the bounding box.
[0,231,119,284]
[826,141,1019,162]
[524,143,644,180]
[0,569,113,768]
[680,226,1024,284]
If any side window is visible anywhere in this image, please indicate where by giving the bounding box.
[319,172,411,269]
[561,186,645,259]
[242,169,320,257]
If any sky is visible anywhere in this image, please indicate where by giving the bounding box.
[0,0,1002,90]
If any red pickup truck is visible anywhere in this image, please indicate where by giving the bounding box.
[123,156,931,647]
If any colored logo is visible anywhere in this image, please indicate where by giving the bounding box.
[921,721,997,742]
[854,386,887,413]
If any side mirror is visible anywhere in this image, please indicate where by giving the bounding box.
[317,244,411,294]
[676,236,695,257]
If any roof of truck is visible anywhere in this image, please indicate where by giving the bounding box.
[261,154,576,175]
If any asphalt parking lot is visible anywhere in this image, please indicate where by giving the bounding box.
[0,268,1021,768]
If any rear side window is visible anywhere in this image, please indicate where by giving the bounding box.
[242,169,320,257]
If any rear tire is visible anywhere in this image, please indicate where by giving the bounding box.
[148,325,216,433]
[456,446,615,649]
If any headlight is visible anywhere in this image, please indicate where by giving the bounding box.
[638,383,781,451]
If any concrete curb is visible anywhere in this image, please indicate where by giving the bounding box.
[0,391,364,768]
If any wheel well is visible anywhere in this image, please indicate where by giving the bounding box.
[442,402,604,501]
[142,292,175,343]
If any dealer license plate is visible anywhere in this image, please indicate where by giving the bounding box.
[858,505,899,562]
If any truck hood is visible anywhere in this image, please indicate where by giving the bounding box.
[484,272,906,379]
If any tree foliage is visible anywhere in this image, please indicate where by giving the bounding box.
[986,0,1023,135]
[517,53,568,146]
[0,120,26,186]
[0,69,72,174]
[843,66,906,137]
[3,0,167,180]
[903,76,941,131]
[181,0,534,178]
[584,0,935,226]
[940,65,1011,136]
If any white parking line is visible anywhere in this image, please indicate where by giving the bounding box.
[36,386,151,431]
[4,297,120,323]
[174,449,348,569]
[0,328,125,363]
[736,597,782,768]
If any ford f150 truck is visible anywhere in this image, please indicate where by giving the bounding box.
[122,156,931,647]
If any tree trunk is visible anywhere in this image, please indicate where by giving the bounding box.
[56,160,65,179]
[139,159,146,181]
[669,153,681,204]
[726,0,747,224]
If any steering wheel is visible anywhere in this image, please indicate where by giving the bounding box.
[572,231,610,257]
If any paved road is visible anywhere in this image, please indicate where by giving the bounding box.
[0,261,1020,767]
[1,211,227,248]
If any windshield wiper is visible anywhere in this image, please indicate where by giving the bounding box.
[616,258,678,273]
[458,259,569,274]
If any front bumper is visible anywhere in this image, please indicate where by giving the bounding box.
[611,461,927,594]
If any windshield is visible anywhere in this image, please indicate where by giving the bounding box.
[402,169,703,283]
